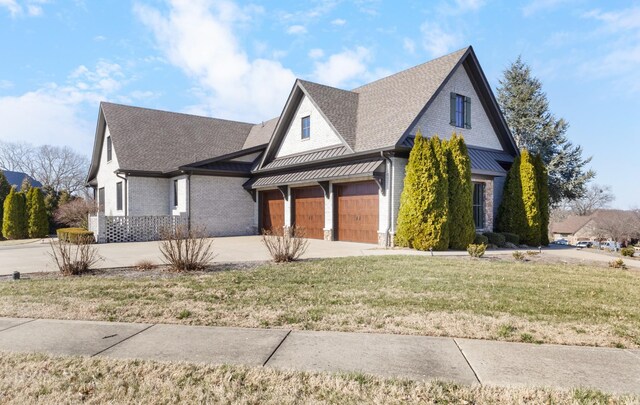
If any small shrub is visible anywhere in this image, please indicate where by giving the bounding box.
[54,198,97,229]
[483,232,506,247]
[526,250,540,256]
[467,243,486,258]
[609,259,627,269]
[520,333,534,343]
[513,251,526,261]
[57,228,94,244]
[177,309,192,320]
[473,234,488,245]
[500,232,520,245]
[49,238,102,276]
[159,225,215,272]
[262,226,309,262]
[497,324,516,338]
[620,247,635,257]
[134,260,156,271]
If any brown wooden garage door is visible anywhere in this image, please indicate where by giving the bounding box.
[293,186,325,239]
[335,181,379,244]
[261,190,284,234]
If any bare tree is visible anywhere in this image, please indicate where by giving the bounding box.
[593,211,640,243]
[569,184,615,216]
[0,141,89,195]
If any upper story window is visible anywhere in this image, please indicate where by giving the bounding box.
[106,136,113,162]
[301,116,310,140]
[116,181,123,211]
[173,179,179,207]
[473,182,485,229]
[450,93,471,129]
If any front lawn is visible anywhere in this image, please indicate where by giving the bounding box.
[1,256,639,348]
[0,352,633,404]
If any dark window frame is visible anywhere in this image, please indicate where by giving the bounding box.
[473,182,485,229]
[450,92,471,129]
[116,181,123,211]
[106,136,112,162]
[173,179,179,207]
[301,116,311,140]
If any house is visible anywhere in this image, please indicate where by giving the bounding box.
[2,170,42,189]
[551,210,640,245]
[86,46,518,245]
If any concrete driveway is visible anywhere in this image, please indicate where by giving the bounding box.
[0,236,378,275]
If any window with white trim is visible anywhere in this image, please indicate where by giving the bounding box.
[301,116,310,140]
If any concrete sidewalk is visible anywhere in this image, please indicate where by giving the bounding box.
[0,317,638,395]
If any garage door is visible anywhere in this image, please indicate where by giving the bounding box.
[335,181,379,244]
[261,190,284,234]
[293,186,325,239]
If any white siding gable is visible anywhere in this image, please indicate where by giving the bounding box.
[275,94,343,158]
[96,126,125,216]
[409,65,503,150]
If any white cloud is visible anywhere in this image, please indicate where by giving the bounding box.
[308,48,324,59]
[286,24,307,35]
[420,22,461,57]
[331,18,346,26]
[454,0,483,12]
[0,0,49,18]
[522,0,574,17]
[312,46,372,88]
[0,79,13,89]
[0,61,127,152]
[403,38,416,54]
[134,0,296,122]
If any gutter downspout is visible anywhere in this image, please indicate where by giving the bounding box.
[381,151,393,248]
[115,172,128,216]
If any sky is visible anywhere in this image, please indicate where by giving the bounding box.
[0,0,638,208]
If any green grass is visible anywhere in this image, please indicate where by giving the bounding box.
[1,352,636,404]
[1,256,639,347]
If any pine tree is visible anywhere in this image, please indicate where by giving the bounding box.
[0,171,11,239]
[28,188,49,238]
[446,134,475,249]
[534,154,550,246]
[496,155,526,236]
[3,187,28,239]
[519,151,541,246]
[20,177,32,193]
[427,136,449,250]
[395,132,428,248]
[497,56,594,205]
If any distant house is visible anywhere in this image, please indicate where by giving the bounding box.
[1,170,42,189]
[551,210,640,245]
[86,46,519,244]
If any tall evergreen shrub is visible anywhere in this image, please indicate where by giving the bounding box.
[0,171,11,238]
[446,134,475,249]
[28,188,49,238]
[496,155,525,236]
[519,151,541,246]
[2,187,28,239]
[534,154,550,245]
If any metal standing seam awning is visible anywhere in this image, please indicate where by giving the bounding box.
[245,159,385,189]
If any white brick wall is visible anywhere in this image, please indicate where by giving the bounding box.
[128,177,170,216]
[190,175,256,236]
[408,65,503,150]
[96,126,125,216]
[390,157,408,234]
[275,95,343,158]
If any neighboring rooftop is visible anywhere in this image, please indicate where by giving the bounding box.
[1,170,42,188]
[551,209,640,235]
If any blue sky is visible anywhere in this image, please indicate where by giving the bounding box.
[0,0,637,208]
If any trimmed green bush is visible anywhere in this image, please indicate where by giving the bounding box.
[621,247,635,257]
[496,155,526,236]
[56,228,94,244]
[500,232,520,245]
[467,243,486,258]
[534,154,550,246]
[0,171,11,238]
[519,151,541,246]
[474,234,489,245]
[28,188,49,238]
[483,232,506,247]
[446,134,475,250]
[2,187,28,240]
[396,133,449,251]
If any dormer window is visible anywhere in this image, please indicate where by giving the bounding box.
[301,116,310,140]
[106,136,113,161]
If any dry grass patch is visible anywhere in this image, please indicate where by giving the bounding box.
[1,256,640,347]
[0,351,636,404]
